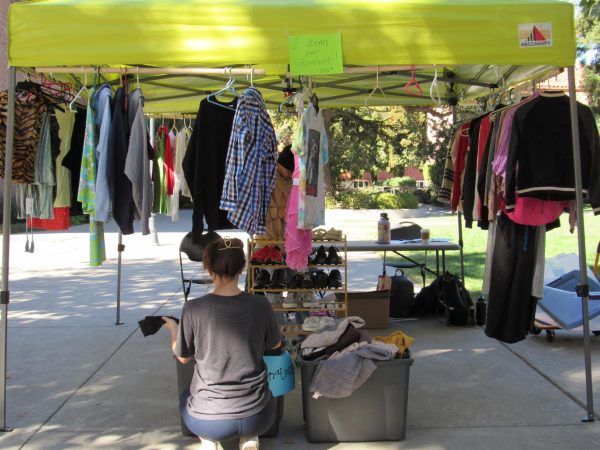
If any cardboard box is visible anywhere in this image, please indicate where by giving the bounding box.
[338,290,390,329]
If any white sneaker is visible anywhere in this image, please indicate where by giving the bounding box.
[318,316,336,329]
[200,438,219,450]
[302,292,321,308]
[302,300,322,308]
[282,293,300,308]
[240,436,259,450]
[302,316,320,332]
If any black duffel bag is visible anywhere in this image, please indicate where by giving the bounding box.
[413,272,473,325]
[438,272,474,326]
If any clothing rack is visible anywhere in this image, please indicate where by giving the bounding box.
[449,70,595,422]
[146,113,196,120]
[35,67,266,76]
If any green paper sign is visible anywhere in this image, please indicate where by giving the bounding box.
[289,33,344,75]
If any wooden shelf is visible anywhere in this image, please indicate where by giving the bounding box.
[280,324,313,336]
[253,288,343,293]
[271,301,346,312]
[247,236,348,340]
[251,238,344,244]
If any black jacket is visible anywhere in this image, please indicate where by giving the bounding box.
[505,94,600,215]
[183,98,237,243]
[107,87,135,234]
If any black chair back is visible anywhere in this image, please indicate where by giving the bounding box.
[180,231,221,262]
[390,221,422,240]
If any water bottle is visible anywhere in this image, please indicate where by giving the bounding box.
[377,213,391,244]
[476,297,487,326]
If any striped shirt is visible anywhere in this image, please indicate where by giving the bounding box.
[220,88,277,235]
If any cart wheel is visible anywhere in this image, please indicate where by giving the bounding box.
[546,330,556,342]
[530,327,542,336]
[592,331,600,337]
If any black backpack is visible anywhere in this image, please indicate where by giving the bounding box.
[412,276,444,316]
[438,272,474,326]
[389,269,415,318]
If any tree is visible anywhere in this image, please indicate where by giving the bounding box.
[271,105,454,191]
[327,108,390,187]
[578,1,600,123]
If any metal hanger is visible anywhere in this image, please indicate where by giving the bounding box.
[207,68,238,111]
[246,67,255,87]
[69,72,88,111]
[278,88,304,115]
[364,66,392,112]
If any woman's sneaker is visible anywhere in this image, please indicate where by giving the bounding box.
[240,436,259,450]
[282,293,300,308]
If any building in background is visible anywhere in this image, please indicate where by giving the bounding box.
[539,66,589,104]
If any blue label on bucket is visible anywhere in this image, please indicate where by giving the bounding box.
[263,350,295,396]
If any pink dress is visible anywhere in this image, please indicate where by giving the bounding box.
[285,153,312,270]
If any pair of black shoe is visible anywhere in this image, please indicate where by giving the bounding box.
[315,270,342,288]
[287,270,342,289]
[310,245,343,265]
[253,269,288,289]
[288,272,317,289]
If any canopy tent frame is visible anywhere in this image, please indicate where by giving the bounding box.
[25,64,534,115]
[1,61,596,430]
[1,0,596,434]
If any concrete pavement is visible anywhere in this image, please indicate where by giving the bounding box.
[0,208,598,449]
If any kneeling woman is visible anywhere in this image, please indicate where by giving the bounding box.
[163,237,281,450]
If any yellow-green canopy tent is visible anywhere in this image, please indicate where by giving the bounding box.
[8,0,577,112]
[3,0,596,432]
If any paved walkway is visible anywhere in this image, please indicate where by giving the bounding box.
[0,208,599,449]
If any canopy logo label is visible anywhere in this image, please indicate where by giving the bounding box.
[519,23,552,48]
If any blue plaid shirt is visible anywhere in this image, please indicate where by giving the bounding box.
[220,88,277,235]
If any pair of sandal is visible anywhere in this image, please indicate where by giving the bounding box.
[312,228,343,241]
[302,315,335,332]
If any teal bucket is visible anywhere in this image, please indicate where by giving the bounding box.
[263,350,295,396]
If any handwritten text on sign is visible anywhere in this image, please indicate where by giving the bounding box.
[263,351,295,396]
[289,33,344,75]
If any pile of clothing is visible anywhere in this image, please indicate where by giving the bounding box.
[300,316,413,399]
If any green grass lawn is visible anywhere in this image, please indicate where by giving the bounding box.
[385,208,600,297]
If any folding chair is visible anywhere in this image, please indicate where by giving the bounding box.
[179,231,220,301]
[384,221,427,286]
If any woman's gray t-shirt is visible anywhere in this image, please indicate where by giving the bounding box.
[175,292,280,420]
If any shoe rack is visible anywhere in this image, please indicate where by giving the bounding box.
[247,236,348,336]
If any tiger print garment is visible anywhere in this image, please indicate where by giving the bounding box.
[0,88,46,183]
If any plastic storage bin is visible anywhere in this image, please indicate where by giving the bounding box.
[300,354,413,442]
[176,360,283,437]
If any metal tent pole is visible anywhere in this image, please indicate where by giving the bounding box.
[35,66,266,76]
[149,118,159,246]
[457,212,465,282]
[567,66,595,422]
[115,232,124,325]
[0,67,17,433]
[451,105,465,282]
